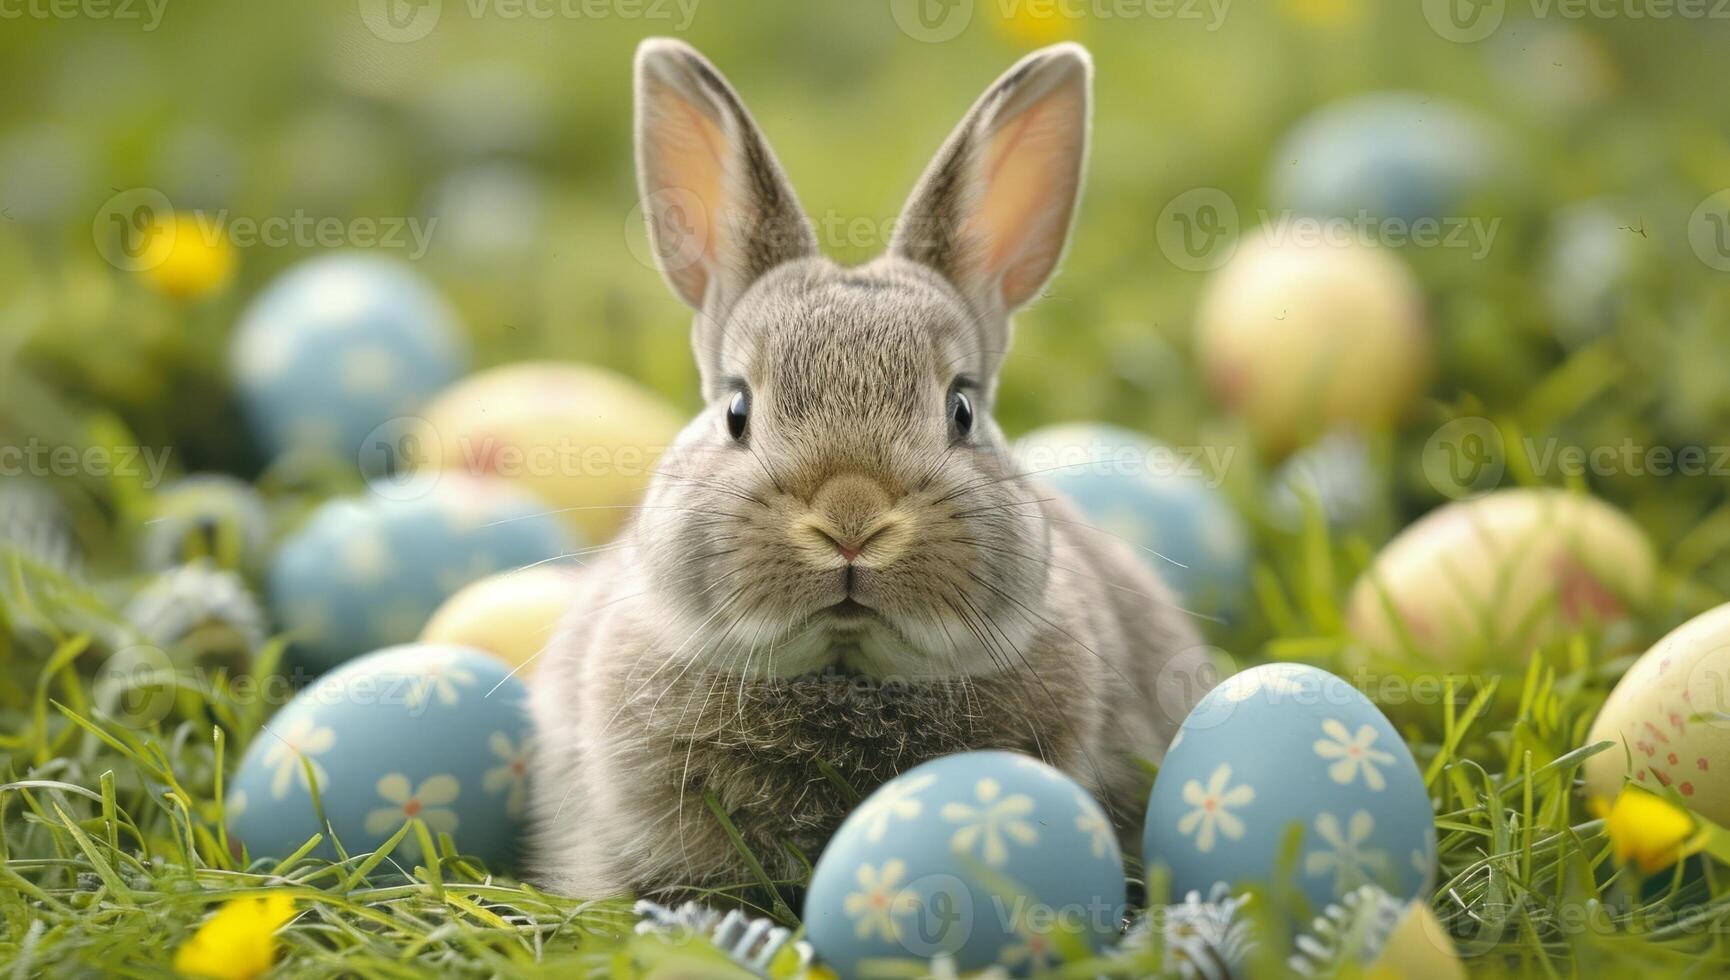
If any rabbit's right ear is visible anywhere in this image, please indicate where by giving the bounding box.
[634,39,815,311]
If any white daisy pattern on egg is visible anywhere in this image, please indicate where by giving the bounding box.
[1074,793,1114,859]
[407,650,479,708]
[852,773,935,843]
[843,859,919,941]
[941,778,1039,867]
[483,731,532,817]
[261,716,335,799]
[365,773,461,839]
[1178,764,1254,854]
[1313,719,1397,791]
[1304,810,1386,892]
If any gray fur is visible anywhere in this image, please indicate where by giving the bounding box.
[528,39,1207,899]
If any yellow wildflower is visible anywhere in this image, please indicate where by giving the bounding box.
[995,0,1080,46]
[138,212,236,301]
[174,893,296,979]
[1590,788,1704,875]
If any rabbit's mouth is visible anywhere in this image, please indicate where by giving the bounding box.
[822,597,876,622]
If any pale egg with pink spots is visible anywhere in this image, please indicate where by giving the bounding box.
[1586,602,1730,826]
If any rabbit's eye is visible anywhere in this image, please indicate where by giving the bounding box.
[948,388,974,441]
[726,389,751,441]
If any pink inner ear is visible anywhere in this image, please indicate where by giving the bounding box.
[971,83,1086,306]
[642,80,731,302]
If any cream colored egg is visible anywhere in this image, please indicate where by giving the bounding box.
[1346,488,1655,665]
[1368,900,1467,980]
[419,566,583,674]
[1195,225,1431,451]
[422,362,686,541]
[1585,602,1730,826]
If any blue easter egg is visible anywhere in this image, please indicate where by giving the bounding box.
[1144,664,1435,914]
[805,751,1127,978]
[1266,432,1380,531]
[1014,424,1251,619]
[268,476,579,674]
[1270,92,1501,225]
[229,253,467,464]
[226,644,532,870]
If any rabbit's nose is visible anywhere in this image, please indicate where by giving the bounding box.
[795,474,910,566]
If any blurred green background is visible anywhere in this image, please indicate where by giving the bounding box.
[3,0,1730,596]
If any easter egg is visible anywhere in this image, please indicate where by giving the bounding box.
[419,566,582,673]
[1584,602,1730,826]
[126,561,267,672]
[1144,664,1435,914]
[1013,423,1250,618]
[805,751,1127,978]
[229,254,467,464]
[1266,431,1381,531]
[1345,489,1655,665]
[1195,226,1430,451]
[1269,92,1502,225]
[226,644,532,869]
[141,474,272,573]
[1289,885,1465,980]
[419,363,685,542]
[1541,200,1642,348]
[268,476,579,674]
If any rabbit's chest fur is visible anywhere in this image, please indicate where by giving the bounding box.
[527,521,1189,900]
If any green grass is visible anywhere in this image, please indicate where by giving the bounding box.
[6,485,1730,978]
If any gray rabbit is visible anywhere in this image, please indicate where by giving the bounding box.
[528,38,1208,898]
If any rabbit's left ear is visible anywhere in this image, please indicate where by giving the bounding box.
[891,43,1091,314]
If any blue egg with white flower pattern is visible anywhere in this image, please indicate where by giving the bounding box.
[268,476,579,673]
[1014,424,1251,619]
[805,751,1127,978]
[230,253,467,464]
[1144,664,1435,916]
[226,644,532,871]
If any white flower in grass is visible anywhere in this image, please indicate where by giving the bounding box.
[1075,794,1114,859]
[844,859,919,941]
[407,652,478,708]
[261,716,335,799]
[1313,719,1397,791]
[941,778,1039,867]
[483,732,531,816]
[365,773,461,838]
[1178,764,1254,854]
[853,773,935,843]
[1304,810,1386,892]
[998,930,1059,971]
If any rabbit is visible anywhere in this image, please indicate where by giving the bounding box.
[527,37,1210,900]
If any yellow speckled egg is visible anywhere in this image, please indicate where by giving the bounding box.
[1585,603,1730,826]
[1346,489,1655,665]
[421,363,686,541]
[1195,226,1430,452]
[419,566,582,674]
